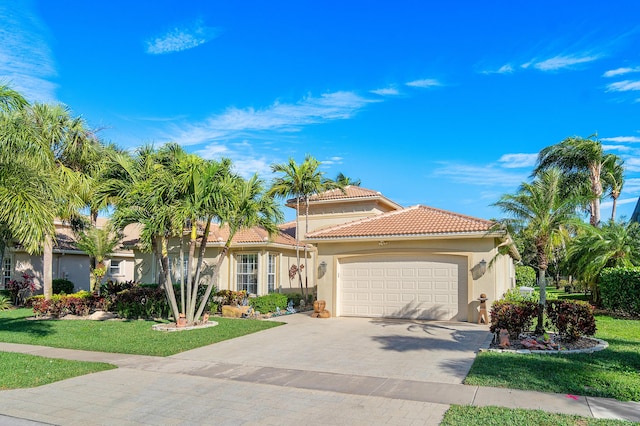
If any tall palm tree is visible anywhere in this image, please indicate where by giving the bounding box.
[494,168,583,334]
[602,155,625,222]
[270,155,339,300]
[566,220,640,302]
[534,135,621,227]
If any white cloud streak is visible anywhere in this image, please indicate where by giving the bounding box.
[624,178,640,194]
[170,91,379,146]
[406,79,441,88]
[0,2,57,102]
[606,80,640,92]
[603,144,633,152]
[601,136,640,143]
[498,153,538,168]
[432,162,528,187]
[603,67,640,77]
[532,54,601,71]
[146,20,219,54]
[370,87,399,96]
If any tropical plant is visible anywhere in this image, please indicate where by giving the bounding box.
[269,155,340,299]
[565,220,640,303]
[335,172,361,186]
[110,144,282,325]
[0,294,11,310]
[514,265,536,287]
[534,135,622,227]
[602,155,625,221]
[493,168,583,334]
[75,226,122,292]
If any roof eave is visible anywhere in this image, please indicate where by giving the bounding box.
[305,230,501,243]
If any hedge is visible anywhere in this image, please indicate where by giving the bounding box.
[515,265,536,287]
[600,267,640,316]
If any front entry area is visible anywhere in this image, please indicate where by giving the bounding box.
[338,254,468,320]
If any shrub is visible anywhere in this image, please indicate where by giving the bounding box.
[6,274,38,306]
[0,295,11,310]
[546,300,596,341]
[29,291,104,317]
[112,286,169,319]
[249,293,288,313]
[503,287,539,303]
[599,267,640,316]
[52,279,74,295]
[515,265,536,287]
[489,300,538,338]
[214,290,247,306]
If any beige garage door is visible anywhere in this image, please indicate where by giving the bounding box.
[338,255,465,320]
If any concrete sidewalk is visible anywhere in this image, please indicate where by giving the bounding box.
[1,341,638,425]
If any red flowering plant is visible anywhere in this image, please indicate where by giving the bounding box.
[6,274,39,306]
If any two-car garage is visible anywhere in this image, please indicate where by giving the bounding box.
[338,255,468,321]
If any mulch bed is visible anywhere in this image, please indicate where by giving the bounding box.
[489,332,599,351]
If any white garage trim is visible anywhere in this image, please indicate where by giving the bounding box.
[337,254,468,320]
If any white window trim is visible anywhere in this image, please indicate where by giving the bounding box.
[109,259,123,276]
[267,253,276,293]
[236,253,258,295]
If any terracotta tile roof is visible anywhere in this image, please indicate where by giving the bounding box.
[208,224,302,247]
[306,205,495,239]
[287,186,402,208]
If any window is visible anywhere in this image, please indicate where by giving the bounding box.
[168,257,189,284]
[237,254,258,294]
[267,254,276,293]
[2,256,11,287]
[109,260,122,276]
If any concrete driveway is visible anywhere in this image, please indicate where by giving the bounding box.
[173,313,491,384]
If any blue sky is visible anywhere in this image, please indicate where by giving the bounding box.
[2,1,640,222]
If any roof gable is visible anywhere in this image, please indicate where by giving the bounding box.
[306,205,494,239]
[287,186,402,211]
[208,224,301,247]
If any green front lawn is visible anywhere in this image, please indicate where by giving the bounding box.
[0,308,282,356]
[441,405,633,426]
[0,351,115,389]
[465,315,640,401]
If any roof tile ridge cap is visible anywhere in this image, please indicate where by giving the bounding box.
[307,206,410,236]
[418,204,493,224]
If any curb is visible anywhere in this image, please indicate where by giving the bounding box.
[480,337,608,355]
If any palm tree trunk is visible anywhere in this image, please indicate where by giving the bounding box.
[304,195,309,301]
[186,223,199,323]
[191,218,212,321]
[295,197,303,296]
[160,236,180,322]
[611,195,618,222]
[194,241,230,321]
[43,234,53,300]
[535,268,547,335]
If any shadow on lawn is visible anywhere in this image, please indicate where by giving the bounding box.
[0,316,54,337]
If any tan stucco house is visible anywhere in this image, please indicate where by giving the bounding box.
[1,219,137,292]
[132,186,517,323]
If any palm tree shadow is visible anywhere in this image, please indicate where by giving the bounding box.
[0,316,55,337]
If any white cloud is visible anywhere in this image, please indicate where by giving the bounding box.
[603,67,640,77]
[432,162,528,187]
[194,142,271,178]
[532,54,600,71]
[624,178,640,193]
[603,144,633,152]
[601,136,640,143]
[623,157,640,172]
[406,79,441,88]
[322,156,343,165]
[370,87,399,96]
[498,153,538,168]
[480,64,514,75]
[169,91,379,145]
[601,197,638,209]
[0,2,57,102]
[146,20,218,54]
[606,80,640,92]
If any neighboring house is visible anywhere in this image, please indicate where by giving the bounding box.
[132,186,518,322]
[1,219,137,293]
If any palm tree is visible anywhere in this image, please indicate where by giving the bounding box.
[270,155,340,300]
[534,135,621,227]
[335,172,361,186]
[566,220,640,303]
[75,226,122,292]
[602,155,625,222]
[494,168,583,334]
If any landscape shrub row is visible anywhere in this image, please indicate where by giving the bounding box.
[599,267,640,317]
[490,299,596,341]
[29,292,105,317]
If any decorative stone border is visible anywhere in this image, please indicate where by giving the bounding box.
[480,337,608,355]
[152,321,218,332]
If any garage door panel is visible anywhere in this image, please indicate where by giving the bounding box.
[339,256,464,320]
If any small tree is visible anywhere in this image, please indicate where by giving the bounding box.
[75,226,121,293]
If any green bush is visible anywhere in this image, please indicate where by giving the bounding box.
[214,290,247,306]
[600,267,640,316]
[52,279,74,294]
[0,295,11,310]
[515,265,536,287]
[249,293,288,313]
[546,300,596,341]
[503,287,539,303]
[490,300,538,338]
[113,286,169,319]
[29,291,105,317]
